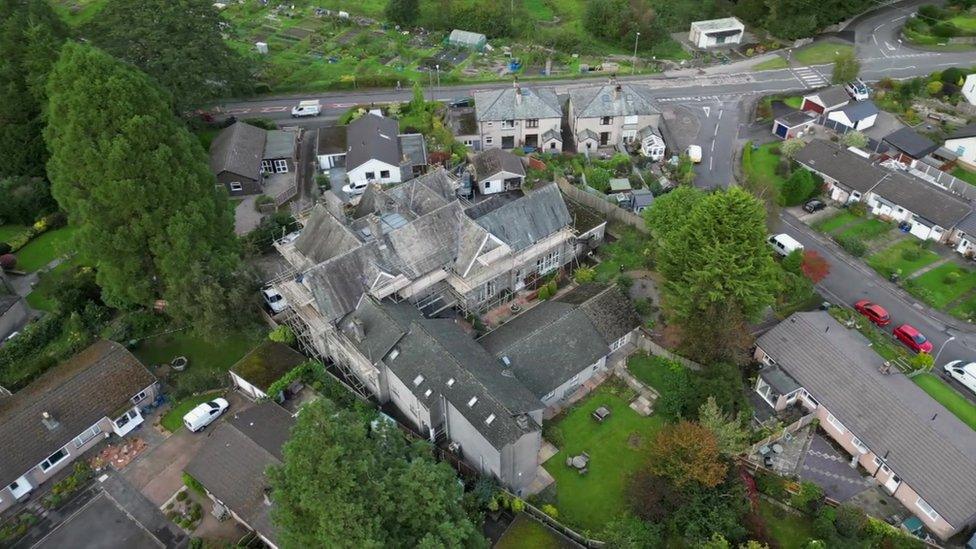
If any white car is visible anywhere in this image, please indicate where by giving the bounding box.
[183,398,229,432]
[845,79,870,101]
[943,360,976,397]
[262,287,288,314]
[291,100,321,118]
[341,180,369,196]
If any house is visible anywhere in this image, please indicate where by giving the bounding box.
[345,114,428,188]
[229,341,308,401]
[963,74,976,105]
[866,172,972,241]
[448,29,486,51]
[793,139,889,203]
[316,125,348,170]
[882,127,939,167]
[826,100,878,131]
[478,284,640,415]
[568,80,661,149]
[210,121,297,196]
[471,148,525,195]
[772,110,817,140]
[185,402,294,549]
[637,126,666,160]
[688,17,745,48]
[0,294,28,341]
[800,87,851,114]
[447,106,481,151]
[945,124,976,169]
[474,83,563,152]
[755,312,976,540]
[0,341,158,514]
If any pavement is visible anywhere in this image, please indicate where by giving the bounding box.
[799,433,874,502]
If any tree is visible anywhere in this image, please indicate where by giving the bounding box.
[45,42,243,331]
[626,470,686,522]
[800,250,830,283]
[669,477,749,543]
[643,185,704,245]
[85,0,250,110]
[698,397,750,456]
[386,0,420,26]
[0,0,67,178]
[269,398,484,547]
[780,169,816,206]
[831,49,861,84]
[599,514,662,549]
[780,139,806,160]
[648,421,728,489]
[0,176,57,225]
[840,130,868,149]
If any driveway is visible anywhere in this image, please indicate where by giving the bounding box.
[799,433,874,501]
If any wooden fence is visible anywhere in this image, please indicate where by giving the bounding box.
[556,178,648,233]
[634,329,703,371]
[501,492,604,548]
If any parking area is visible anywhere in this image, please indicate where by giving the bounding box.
[34,490,173,549]
[798,433,874,501]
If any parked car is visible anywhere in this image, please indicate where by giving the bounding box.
[893,324,933,353]
[342,180,369,196]
[262,287,288,314]
[448,97,474,108]
[183,398,230,432]
[767,233,804,257]
[291,100,321,118]
[845,79,870,101]
[943,360,976,397]
[803,198,826,213]
[854,300,891,327]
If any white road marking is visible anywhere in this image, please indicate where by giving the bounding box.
[260,106,288,113]
[713,124,719,137]
[704,106,711,117]
[224,108,251,114]
[710,140,716,152]
[709,155,714,171]
[718,109,724,121]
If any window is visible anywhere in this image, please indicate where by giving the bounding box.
[131,390,148,404]
[467,396,478,407]
[273,159,289,173]
[463,139,474,147]
[261,160,274,173]
[600,116,612,125]
[365,172,375,180]
[610,334,629,352]
[543,390,555,401]
[484,181,493,189]
[526,119,539,128]
[536,251,560,275]
[485,136,493,145]
[388,348,400,360]
[826,413,847,434]
[851,436,868,454]
[447,378,455,387]
[804,393,820,408]
[915,497,939,521]
[413,375,425,386]
[485,414,496,425]
[570,373,580,383]
[74,424,102,449]
[229,182,243,192]
[39,447,69,472]
[549,142,556,149]
[424,389,432,398]
[380,170,390,179]
[487,121,494,127]
[501,120,515,129]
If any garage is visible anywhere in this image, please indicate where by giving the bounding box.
[772,111,817,140]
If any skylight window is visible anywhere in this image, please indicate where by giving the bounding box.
[413,375,424,386]
[485,414,496,425]
[388,348,399,360]
[447,378,455,387]
[424,389,433,398]
[467,396,478,407]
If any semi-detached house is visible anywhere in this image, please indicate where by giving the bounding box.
[755,312,976,540]
[474,84,563,152]
[568,80,661,150]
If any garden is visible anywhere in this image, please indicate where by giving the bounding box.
[741,141,822,208]
[902,2,976,47]
[903,261,976,309]
[866,239,940,279]
[913,373,976,431]
[752,42,854,71]
[811,206,893,257]
[494,514,574,549]
[592,228,653,284]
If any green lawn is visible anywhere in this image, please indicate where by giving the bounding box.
[14,227,77,272]
[953,167,976,187]
[753,56,788,71]
[626,353,676,393]
[835,218,891,241]
[742,143,787,195]
[759,500,815,548]
[813,211,860,234]
[912,373,976,431]
[25,259,80,312]
[949,14,976,33]
[160,390,225,432]
[794,42,853,65]
[867,240,940,279]
[594,229,651,283]
[543,383,665,532]
[783,96,803,109]
[495,514,573,549]
[0,225,29,245]
[907,263,976,309]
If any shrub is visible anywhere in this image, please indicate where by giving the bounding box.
[268,325,295,345]
[0,243,10,255]
[837,234,866,257]
[944,271,961,284]
[541,504,558,518]
[574,266,596,284]
[0,254,16,270]
[834,503,867,538]
[315,174,330,190]
[901,246,921,262]
[790,480,824,513]
[932,22,958,38]
[617,274,633,289]
[177,490,188,502]
[848,202,868,217]
[926,81,944,96]
[754,472,787,499]
[780,169,816,206]
[183,472,206,496]
[537,285,551,300]
[812,506,838,542]
[781,249,803,274]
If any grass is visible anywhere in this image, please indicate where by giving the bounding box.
[949,14,976,33]
[594,229,650,283]
[160,390,225,432]
[543,382,666,532]
[952,167,976,187]
[759,500,815,548]
[626,353,674,393]
[24,259,80,312]
[834,218,891,241]
[0,225,29,245]
[783,96,803,109]
[753,56,788,71]
[812,211,860,234]
[793,42,853,65]
[912,373,976,431]
[907,262,976,309]
[742,142,787,195]
[866,240,940,279]
[14,227,77,272]
[495,515,572,549]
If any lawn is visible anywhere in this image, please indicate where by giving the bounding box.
[759,500,815,548]
[949,14,976,33]
[793,42,853,65]
[160,390,225,432]
[0,225,29,245]
[783,96,803,109]
[812,211,860,234]
[867,240,940,279]
[834,218,891,241]
[25,259,80,312]
[594,229,651,283]
[952,167,976,187]
[626,353,675,393]
[912,373,976,431]
[543,382,666,532]
[495,514,573,549]
[14,227,77,272]
[907,262,976,309]
[742,142,787,195]
[753,56,788,71]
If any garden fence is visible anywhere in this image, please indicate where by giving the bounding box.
[634,328,703,371]
[500,493,604,548]
[556,178,648,233]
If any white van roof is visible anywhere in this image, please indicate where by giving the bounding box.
[298,100,320,107]
[770,233,802,249]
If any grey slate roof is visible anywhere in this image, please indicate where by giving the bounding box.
[569,83,659,119]
[398,133,427,167]
[758,365,801,394]
[0,294,21,316]
[835,100,878,122]
[264,130,295,160]
[757,312,976,527]
[807,86,850,108]
[294,205,361,265]
[346,114,402,171]
[473,148,525,181]
[479,284,640,397]
[317,125,348,156]
[577,128,599,143]
[883,127,939,158]
[467,183,571,251]
[792,139,888,193]
[210,121,266,181]
[0,341,156,487]
[541,128,562,143]
[871,173,972,228]
[955,211,976,235]
[948,124,976,140]
[474,86,561,121]
[184,402,294,546]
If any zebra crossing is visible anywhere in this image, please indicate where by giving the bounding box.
[791,66,829,89]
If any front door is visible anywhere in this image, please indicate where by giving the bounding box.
[599,132,610,146]
[501,136,515,149]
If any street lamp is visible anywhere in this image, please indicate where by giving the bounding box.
[435,64,440,95]
[934,336,956,364]
[632,32,640,75]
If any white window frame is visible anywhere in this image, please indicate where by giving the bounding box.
[261,159,274,173]
[570,373,580,383]
[74,424,102,449]
[501,119,515,129]
[543,390,555,401]
[39,447,69,472]
[609,333,629,352]
[851,436,868,454]
[526,119,539,129]
[826,413,847,434]
[229,181,243,192]
[915,497,940,521]
[273,159,289,173]
[380,170,391,179]
[536,251,560,275]
[131,390,148,404]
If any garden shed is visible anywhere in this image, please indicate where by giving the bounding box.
[448,29,487,51]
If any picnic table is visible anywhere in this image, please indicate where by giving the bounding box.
[571,455,588,469]
[592,406,611,422]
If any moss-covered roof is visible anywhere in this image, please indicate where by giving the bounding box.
[230,341,306,392]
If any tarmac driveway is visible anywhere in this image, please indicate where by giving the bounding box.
[798,433,874,501]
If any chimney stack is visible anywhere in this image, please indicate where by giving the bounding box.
[513,77,522,105]
[42,411,60,431]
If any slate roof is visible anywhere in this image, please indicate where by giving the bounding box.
[541,128,562,143]
[577,128,599,143]
[792,139,888,193]
[184,402,294,546]
[478,284,640,397]
[317,125,348,156]
[210,121,267,181]
[398,134,427,167]
[0,341,155,487]
[835,100,878,122]
[871,172,972,228]
[294,204,361,265]
[569,83,659,119]
[0,294,21,316]
[883,127,939,158]
[807,86,850,108]
[473,149,525,181]
[955,211,976,235]
[757,312,976,527]
[230,341,307,393]
[758,365,801,394]
[474,86,561,121]
[346,114,402,171]
[947,124,976,140]
[264,130,295,160]
[776,110,817,127]
[467,183,571,251]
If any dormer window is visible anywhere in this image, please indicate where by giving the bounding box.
[447,378,455,387]
[413,375,424,386]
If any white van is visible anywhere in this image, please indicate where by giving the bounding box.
[767,233,804,257]
[342,180,369,196]
[943,361,976,397]
[183,398,229,432]
[291,100,321,118]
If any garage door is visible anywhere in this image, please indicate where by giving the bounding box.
[774,123,788,138]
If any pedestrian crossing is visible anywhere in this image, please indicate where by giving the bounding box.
[792,66,829,88]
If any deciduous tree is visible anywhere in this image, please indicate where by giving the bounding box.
[831,49,861,84]
[386,0,420,26]
[780,138,806,159]
[599,514,663,549]
[800,250,830,283]
[648,421,728,489]
[780,169,816,206]
[840,130,868,149]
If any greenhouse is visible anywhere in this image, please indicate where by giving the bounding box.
[448,29,487,51]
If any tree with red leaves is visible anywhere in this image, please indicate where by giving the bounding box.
[801,250,830,283]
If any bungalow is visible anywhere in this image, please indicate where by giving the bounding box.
[475,84,563,152]
[0,341,158,514]
[800,87,850,114]
[755,312,976,541]
[882,127,939,167]
[826,101,878,131]
[471,148,525,195]
[866,172,972,242]
[568,80,661,149]
[772,110,817,140]
[345,114,428,188]
[229,341,308,401]
[792,139,888,204]
[688,17,745,48]
[210,121,297,196]
[945,124,976,170]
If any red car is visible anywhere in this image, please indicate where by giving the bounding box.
[893,324,934,354]
[854,300,891,327]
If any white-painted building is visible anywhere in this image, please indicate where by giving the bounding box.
[962,74,976,105]
[688,17,745,48]
[945,124,976,170]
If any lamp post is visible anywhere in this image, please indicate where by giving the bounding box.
[435,64,441,95]
[632,32,640,75]
[934,335,956,364]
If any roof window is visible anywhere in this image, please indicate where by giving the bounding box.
[413,375,424,386]
[485,414,496,425]
[467,396,478,407]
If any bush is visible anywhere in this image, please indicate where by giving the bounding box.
[790,480,824,513]
[183,472,206,496]
[102,310,167,343]
[834,504,867,538]
[932,22,959,38]
[176,490,188,502]
[0,254,16,270]
[754,471,787,499]
[780,169,816,206]
[254,194,274,211]
[848,202,868,217]
[268,325,295,345]
[0,243,11,255]
[541,504,558,518]
[837,234,867,256]
[315,174,331,190]
[574,266,596,284]
[901,246,922,262]
[617,274,633,289]
[944,271,961,284]
[926,81,944,96]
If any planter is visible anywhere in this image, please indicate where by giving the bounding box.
[171,356,188,372]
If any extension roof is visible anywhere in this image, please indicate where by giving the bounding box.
[317,125,348,156]
[835,100,878,122]
[776,110,817,128]
[210,121,267,181]
[473,148,525,181]
[230,341,307,393]
[399,134,428,168]
[474,86,561,122]
[805,87,851,109]
[264,130,296,160]
[346,114,402,171]
[947,124,976,140]
[883,127,939,158]
[569,83,660,119]
[757,312,976,527]
[354,168,458,220]
[0,341,155,487]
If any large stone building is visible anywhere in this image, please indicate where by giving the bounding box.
[474,84,563,152]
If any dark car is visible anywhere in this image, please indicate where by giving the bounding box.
[893,324,934,354]
[854,299,890,327]
[448,97,474,108]
[803,199,826,213]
